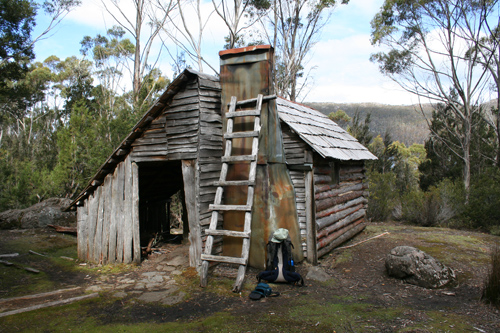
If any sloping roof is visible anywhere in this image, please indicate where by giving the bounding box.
[277,98,377,161]
[66,68,218,210]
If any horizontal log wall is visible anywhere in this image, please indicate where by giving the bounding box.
[315,159,368,257]
[77,155,140,264]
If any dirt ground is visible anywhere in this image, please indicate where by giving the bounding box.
[1,223,500,332]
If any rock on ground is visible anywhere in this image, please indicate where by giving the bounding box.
[385,246,455,289]
[0,198,76,230]
[306,266,331,282]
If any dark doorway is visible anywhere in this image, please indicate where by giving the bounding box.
[138,161,186,250]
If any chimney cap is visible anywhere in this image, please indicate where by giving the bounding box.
[219,45,272,57]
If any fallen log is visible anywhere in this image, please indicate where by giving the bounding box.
[0,253,19,258]
[0,287,82,304]
[0,293,99,318]
[29,250,47,257]
[47,225,77,235]
[0,260,13,266]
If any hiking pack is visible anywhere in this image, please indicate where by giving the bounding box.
[257,228,304,286]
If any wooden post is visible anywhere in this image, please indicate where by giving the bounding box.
[181,159,202,268]
[109,165,119,263]
[123,156,133,263]
[115,162,125,263]
[101,174,112,264]
[132,162,141,264]
[87,193,97,263]
[94,186,104,263]
[77,204,88,261]
[305,150,317,265]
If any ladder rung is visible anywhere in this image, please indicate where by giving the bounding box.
[226,110,261,118]
[209,204,251,211]
[214,180,255,186]
[205,229,250,238]
[221,155,256,163]
[200,254,247,265]
[224,131,259,139]
[229,94,276,107]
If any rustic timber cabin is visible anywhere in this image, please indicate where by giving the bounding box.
[67,45,376,290]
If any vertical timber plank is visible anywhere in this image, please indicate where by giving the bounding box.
[108,166,119,263]
[132,162,141,264]
[305,150,317,265]
[181,159,202,268]
[87,193,97,263]
[116,162,125,263]
[94,186,104,263]
[101,174,112,264]
[77,204,88,261]
[123,156,133,264]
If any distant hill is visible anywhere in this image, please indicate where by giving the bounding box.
[306,102,433,146]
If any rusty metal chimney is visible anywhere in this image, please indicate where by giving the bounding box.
[219,45,303,269]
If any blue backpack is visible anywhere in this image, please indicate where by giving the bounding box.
[257,235,304,286]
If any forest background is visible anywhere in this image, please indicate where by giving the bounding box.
[1,0,499,235]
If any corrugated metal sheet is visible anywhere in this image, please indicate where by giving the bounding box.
[276,98,377,161]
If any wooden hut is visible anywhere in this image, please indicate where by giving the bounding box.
[67,46,376,281]
[277,98,376,264]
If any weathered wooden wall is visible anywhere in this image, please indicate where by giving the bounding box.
[315,159,368,258]
[281,122,369,260]
[281,123,311,257]
[77,155,140,264]
[196,76,224,259]
[78,73,223,267]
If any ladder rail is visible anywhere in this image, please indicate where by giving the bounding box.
[200,94,274,292]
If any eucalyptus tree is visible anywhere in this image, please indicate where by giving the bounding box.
[160,0,218,73]
[1,0,80,146]
[263,0,347,102]
[370,0,499,198]
[101,0,176,110]
[212,0,270,49]
[466,21,500,166]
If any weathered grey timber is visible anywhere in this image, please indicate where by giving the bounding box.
[68,57,376,270]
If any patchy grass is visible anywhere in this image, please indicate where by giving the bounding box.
[1,223,499,332]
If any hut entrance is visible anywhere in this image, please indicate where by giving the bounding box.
[138,161,187,253]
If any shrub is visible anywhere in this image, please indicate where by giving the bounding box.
[367,171,398,221]
[399,178,464,227]
[482,244,500,308]
[401,190,440,227]
[462,168,500,231]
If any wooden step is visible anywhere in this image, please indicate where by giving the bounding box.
[224,131,259,139]
[200,254,247,265]
[221,155,256,163]
[230,94,276,107]
[209,204,252,211]
[226,110,261,118]
[204,229,250,238]
[214,180,255,187]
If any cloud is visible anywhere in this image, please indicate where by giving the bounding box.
[304,35,417,104]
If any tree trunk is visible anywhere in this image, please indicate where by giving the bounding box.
[463,115,471,203]
[133,0,143,109]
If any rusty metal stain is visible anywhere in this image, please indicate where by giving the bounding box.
[219,45,303,269]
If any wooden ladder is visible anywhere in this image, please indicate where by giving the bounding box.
[200,94,275,292]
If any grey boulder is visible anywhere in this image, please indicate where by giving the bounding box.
[385,246,455,289]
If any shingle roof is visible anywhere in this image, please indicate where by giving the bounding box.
[277,98,377,161]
